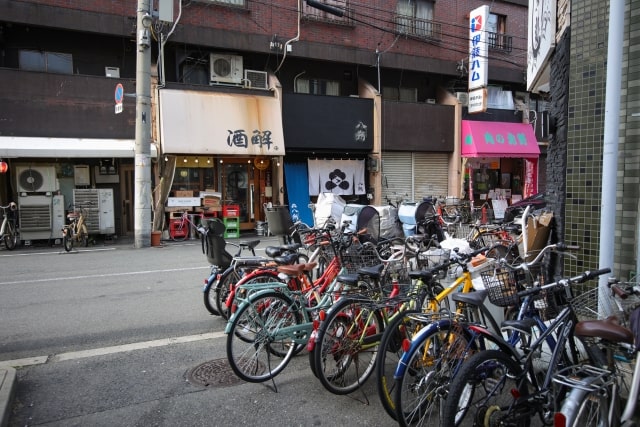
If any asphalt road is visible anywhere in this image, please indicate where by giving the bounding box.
[0,237,397,427]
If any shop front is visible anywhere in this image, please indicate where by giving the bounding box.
[281,93,374,227]
[460,120,540,218]
[158,89,285,232]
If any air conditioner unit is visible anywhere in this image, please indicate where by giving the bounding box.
[455,92,469,106]
[16,165,58,193]
[209,53,243,85]
[244,69,269,90]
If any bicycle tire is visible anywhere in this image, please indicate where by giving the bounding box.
[4,222,18,250]
[63,232,73,252]
[441,349,531,427]
[203,269,226,315]
[217,270,282,321]
[313,297,384,395]
[226,290,301,383]
[375,309,422,420]
[394,319,474,427]
[80,224,89,247]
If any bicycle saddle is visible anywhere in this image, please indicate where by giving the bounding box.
[277,263,307,276]
[574,315,634,344]
[451,290,488,307]
[408,270,433,281]
[273,253,299,265]
[265,246,284,258]
[357,264,385,280]
[239,240,260,250]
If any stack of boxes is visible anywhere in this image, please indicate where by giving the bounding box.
[222,204,240,238]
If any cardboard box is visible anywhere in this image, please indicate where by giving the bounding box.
[203,196,221,207]
[518,211,553,261]
[175,190,193,198]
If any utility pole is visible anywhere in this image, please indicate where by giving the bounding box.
[134,0,153,248]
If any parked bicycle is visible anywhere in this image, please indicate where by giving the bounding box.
[440,266,612,427]
[553,277,640,427]
[62,203,90,252]
[0,202,19,250]
[169,209,210,241]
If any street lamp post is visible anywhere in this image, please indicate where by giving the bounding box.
[134,0,153,248]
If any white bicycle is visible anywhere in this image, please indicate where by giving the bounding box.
[0,202,19,250]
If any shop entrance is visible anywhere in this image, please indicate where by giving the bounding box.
[220,159,265,230]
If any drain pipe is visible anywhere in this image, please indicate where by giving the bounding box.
[598,1,624,287]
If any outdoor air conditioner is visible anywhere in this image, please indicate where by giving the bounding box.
[455,92,469,106]
[209,53,243,85]
[244,69,269,90]
[16,165,58,193]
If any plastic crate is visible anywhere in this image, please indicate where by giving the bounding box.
[223,205,240,217]
[169,219,188,239]
[224,230,239,239]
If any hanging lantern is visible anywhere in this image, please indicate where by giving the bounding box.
[0,161,8,174]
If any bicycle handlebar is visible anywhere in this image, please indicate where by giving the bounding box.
[517,268,612,300]
[498,242,579,271]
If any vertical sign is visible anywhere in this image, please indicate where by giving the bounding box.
[468,5,489,91]
[114,83,124,114]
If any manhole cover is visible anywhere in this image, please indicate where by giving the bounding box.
[187,358,263,387]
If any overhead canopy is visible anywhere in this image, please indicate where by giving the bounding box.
[0,137,157,158]
[461,120,540,158]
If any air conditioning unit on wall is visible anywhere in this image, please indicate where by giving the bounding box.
[210,53,243,85]
[244,69,269,90]
[16,165,58,193]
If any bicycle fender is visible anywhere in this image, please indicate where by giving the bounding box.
[466,324,520,358]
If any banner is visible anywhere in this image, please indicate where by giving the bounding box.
[308,159,366,196]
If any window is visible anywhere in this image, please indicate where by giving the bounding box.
[295,78,340,96]
[395,0,439,40]
[487,14,512,52]
[197,0,245,5]
[303,0,353,25]
[19,50,73,74]
[382,87,418,102]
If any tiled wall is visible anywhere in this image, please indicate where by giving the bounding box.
[565,0,640,279]
[565,1,609,274]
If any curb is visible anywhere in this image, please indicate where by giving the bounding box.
[0,367,15,427]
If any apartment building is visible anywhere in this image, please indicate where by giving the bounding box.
[0,0,539,239]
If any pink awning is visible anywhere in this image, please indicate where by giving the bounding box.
[461,120,540,158]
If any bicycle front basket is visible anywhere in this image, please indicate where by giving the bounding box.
[481,268,522,307]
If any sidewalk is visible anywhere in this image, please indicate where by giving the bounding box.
[0,367,15,427]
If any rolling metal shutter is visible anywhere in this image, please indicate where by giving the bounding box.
[381,152,412,204]
[382,152,449,203]
[413,152,449,200]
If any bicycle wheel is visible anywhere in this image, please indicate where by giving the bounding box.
[394,320,473,426]
[313,297,384,395]
[203,268,230,315]
[558,376,615,427]
[217,270,282,321]
[375,309,422,420]
[4,221,18,250]
[63,231,73,252]
[79,224,89,247]
[226,290,301,383]
[441,349,530,427]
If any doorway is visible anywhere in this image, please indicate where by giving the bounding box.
[120,164,134,236]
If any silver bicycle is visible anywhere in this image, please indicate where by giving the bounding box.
[0,202,19,250]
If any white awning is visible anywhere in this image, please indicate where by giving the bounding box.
[0,137,158,159]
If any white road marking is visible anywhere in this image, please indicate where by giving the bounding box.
[0,266,209,286]
[0,248,117,257]
[0,331,226,369]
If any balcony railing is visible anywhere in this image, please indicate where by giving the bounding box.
[394,15,442,41]
[488,32,513,53]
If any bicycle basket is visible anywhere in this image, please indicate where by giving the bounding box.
[341,245,380,274]
[570,285,624,322]
[481,268,522,307]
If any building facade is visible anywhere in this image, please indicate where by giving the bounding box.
[0,0,537,240]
